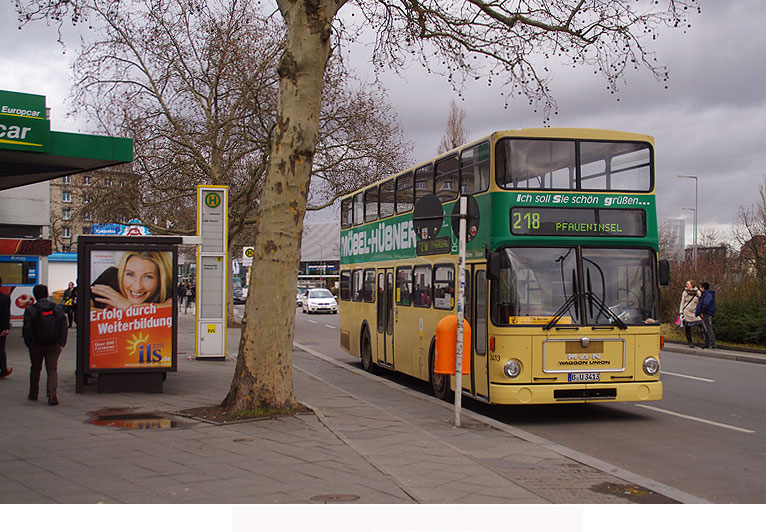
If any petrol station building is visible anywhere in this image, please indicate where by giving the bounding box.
[0,89,133,324]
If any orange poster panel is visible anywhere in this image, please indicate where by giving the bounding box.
[89,304,173,369]
[88,249,175,370]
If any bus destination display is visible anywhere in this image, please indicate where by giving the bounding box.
[511,207,646,237]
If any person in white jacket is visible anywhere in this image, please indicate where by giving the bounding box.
[679,280,702,347]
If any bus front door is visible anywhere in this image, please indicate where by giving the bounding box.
[376,269,394,368]
[468,266,489,400]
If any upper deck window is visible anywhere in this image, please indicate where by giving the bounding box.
[496,138,652,192]
[435,156,459,203]
[496,139,575,190]
[395,173,414,214]
[579,142,651,191]
[414,164,434,204]
[353,193,364,226]
[460,142,490,194]
[379,180,395,218]
[364,187,378,223]
[341,198,353,228]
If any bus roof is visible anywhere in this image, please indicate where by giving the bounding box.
[340,128,655,201]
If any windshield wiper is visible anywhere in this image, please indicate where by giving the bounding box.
[584,290,627,330]
[544,293,579,330]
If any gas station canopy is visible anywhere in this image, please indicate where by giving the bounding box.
[0,89,133,190]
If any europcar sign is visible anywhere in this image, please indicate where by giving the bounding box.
[0,90,51,152]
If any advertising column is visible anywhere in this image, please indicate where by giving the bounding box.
[196,185,228,358]
[75,236,181,393]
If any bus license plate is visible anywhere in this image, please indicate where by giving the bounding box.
[569,372,600,382]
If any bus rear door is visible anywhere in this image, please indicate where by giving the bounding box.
[376,269,394,368]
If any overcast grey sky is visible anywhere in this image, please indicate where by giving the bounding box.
[3,1,764,244]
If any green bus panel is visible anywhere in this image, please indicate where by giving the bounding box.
[340,191,658,265]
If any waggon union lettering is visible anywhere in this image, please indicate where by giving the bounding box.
[341,220,416,259]
[559,353,611,366]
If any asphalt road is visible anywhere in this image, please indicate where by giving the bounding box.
[289,308,766,504]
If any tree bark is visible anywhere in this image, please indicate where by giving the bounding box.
[221,0,340,412]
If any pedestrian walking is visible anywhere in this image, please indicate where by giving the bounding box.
[678,279,703,347]
[63,281,77,328]
[695,282,717,349]
[185,284,195,314]
[22,284,68,405]
[178,282,187,307]
[0,277,12,379]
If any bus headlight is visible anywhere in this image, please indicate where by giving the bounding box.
[643,356,660,376]
[503,359,522,379]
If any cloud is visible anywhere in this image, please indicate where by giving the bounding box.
[4,1,765,241]
[355,1,766,235]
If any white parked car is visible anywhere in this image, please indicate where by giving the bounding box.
[296,286,308,306]
[302,288,338,314]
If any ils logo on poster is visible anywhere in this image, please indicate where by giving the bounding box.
[127,332,164,363]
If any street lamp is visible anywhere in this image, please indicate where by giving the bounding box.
[678,175,698,264]
[681,207,696,262]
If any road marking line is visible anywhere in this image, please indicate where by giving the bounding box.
[637,404,755,434]
[307,319,318,324]
[661,370,715,383]
[324,324,336,329]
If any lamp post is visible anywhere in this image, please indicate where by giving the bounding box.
[678,175,698,264]
[681,207,696,262]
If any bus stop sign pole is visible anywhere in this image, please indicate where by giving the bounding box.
[454,196,467,428]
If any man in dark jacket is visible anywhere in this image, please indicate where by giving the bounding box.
[0,277,11,378]
[695,282,717,349]
[22,284,68,405]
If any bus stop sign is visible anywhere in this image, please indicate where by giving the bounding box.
[450,194,480,243]
[413,194,443,241]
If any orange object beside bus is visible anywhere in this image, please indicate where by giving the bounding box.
[435,315,471,375]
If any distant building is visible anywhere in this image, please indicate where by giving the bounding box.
[687,245,727,262]
[48,167,133,252]
[299,222,340,288]
[658,218,685,261]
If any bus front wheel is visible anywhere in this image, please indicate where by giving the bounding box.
[429,344,452,401]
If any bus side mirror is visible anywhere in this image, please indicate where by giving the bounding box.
[659,259,670,287]
[487,251,501,281]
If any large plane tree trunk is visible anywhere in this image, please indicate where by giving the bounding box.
[221,0,340,412]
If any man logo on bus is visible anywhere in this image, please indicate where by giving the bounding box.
[205,192,221,209]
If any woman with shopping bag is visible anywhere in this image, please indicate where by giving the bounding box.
[679,280,702,347]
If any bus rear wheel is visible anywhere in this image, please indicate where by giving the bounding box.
[361,329,375,373]
[429,345,452,401]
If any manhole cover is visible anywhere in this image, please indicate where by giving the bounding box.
[310,494,360,503]
[87,408,179,430]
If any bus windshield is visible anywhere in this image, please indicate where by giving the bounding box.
[492,247,657,326]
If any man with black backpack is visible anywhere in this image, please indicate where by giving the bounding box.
[22,285,68,405]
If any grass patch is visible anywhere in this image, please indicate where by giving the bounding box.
[661,324,766,353]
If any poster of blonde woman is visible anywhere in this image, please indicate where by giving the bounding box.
[88,249,175,370]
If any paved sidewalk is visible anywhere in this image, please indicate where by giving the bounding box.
[662,341,766,364]
[0,312,706,504]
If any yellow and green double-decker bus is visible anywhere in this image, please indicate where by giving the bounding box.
[338,128,668,405]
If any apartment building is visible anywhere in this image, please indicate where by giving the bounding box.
[48,167,132,252]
